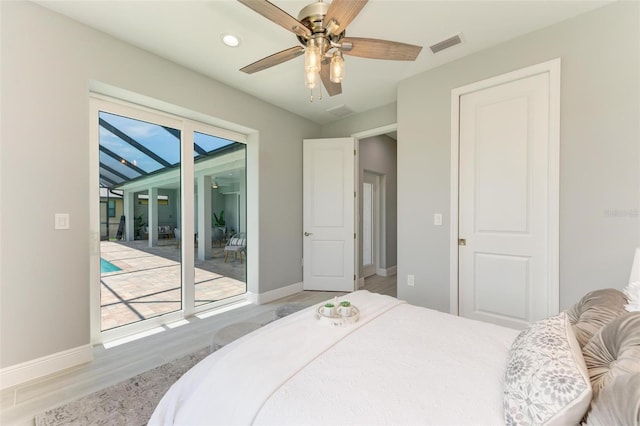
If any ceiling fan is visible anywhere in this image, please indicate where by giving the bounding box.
[238,0,423,98]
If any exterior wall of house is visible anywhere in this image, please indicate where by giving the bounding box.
[99,196,124,240]
[133,189,178,235]
[0,1,319,369]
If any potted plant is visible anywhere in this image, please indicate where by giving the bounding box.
[322,302,336,317]
[212,210,225,227]
[212,209,226,237]
[134,213,145,239]
[339,300,352,317]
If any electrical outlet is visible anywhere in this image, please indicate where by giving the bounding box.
[407,274,415,286]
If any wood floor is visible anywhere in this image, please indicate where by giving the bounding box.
[1,275,396,425]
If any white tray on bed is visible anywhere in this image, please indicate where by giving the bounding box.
[316,305,360,326]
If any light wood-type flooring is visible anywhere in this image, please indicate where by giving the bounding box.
[1,275,396,425]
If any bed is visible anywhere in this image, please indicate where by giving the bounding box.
[150,289,640,426]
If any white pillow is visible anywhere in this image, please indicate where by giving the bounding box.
[623,281,640,312]
[504,312,592,426]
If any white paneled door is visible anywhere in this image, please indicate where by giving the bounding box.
[457,65,559,329]
[303,138,355,292]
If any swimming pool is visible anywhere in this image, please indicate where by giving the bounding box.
[101,258,122,273]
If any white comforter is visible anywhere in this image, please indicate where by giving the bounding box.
[150,291,519,425]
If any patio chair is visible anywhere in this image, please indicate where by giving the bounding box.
[174,228,181,248]
[212,227,225,247]
[224,233,246,264]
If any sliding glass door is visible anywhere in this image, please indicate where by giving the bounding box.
[91,96,247,342]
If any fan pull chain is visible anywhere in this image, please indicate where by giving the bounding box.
[309,84,324,103]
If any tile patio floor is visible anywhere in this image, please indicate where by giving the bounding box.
[100,239,246,331]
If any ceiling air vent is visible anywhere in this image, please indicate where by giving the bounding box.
[430,34,462,54]
[327,104,355,118]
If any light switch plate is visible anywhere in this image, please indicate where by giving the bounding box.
[434,213,443,226]
[55,213,70,230]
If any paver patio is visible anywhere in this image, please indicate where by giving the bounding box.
[100,239,246,331]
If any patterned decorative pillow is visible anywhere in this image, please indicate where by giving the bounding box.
[504,312,592,426]
[229,237,245,246]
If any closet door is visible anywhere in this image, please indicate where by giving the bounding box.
[458,69,557,329]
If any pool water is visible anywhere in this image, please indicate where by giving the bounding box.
[101,258,122,273]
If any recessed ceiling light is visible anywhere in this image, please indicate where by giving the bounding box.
[221,33,240,47]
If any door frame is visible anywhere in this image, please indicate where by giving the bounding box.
[89,94,250,344]
[448,58,561,316]
[362,170,381,278]
[352,124,397,288]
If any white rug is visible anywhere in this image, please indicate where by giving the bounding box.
[36,347,211,426]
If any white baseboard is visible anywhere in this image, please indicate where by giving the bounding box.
[377,265,397,277]
[247,282,303,305]
[357,277,365,289]
[0,344,93,390]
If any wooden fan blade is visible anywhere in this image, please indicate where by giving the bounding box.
[240,46,305,74]
[342,37,422,61]
[319,64,342,96]
[238,0,310,38]
[324,0,368,36]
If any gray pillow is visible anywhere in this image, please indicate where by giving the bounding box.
[566,289,628,348]
[582,312,640,400]
[584,373,640,426]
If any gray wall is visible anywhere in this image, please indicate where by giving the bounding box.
[358,135,398,274]
[395,1,639,312]
[322,1,639,313]
[0,1,318,368]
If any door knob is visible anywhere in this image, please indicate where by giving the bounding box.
[458,238,466,246]
[304,232,313,236]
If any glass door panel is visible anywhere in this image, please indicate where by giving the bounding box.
[98,111,182,331]
[192,131,246,308]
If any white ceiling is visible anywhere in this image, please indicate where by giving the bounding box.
[36,0,611,125]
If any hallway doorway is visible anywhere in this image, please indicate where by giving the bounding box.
[357,132,397,286]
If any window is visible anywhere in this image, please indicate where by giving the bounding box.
[107,200,116,218]
[137,194,169,205]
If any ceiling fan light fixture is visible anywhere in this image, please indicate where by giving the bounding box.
[237,0,423,99]
[305,68,318,89]
[330,51,345,83]
[304,38,321,74]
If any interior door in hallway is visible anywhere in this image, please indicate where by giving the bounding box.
[303,138,355,292]
[458,68,558,329]
[362,171,380,278]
